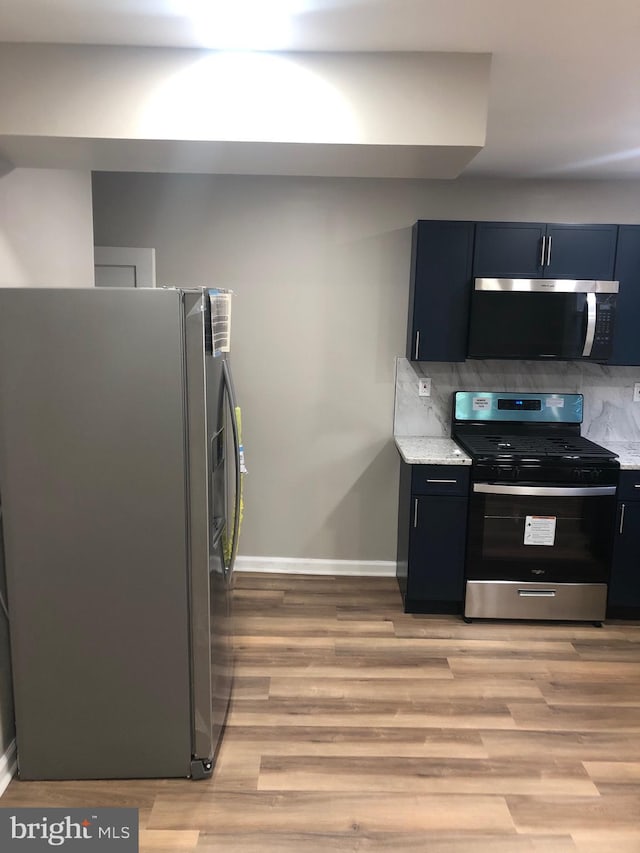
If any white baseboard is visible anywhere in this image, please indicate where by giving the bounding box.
[235,556,396,577]
[0,739,17,797]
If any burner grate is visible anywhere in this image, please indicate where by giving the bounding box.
[457,433,616,460]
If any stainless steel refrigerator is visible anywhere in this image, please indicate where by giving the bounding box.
[0,287,241,780]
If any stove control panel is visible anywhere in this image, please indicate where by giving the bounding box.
[474,462,619,486]
[453,391,583,425]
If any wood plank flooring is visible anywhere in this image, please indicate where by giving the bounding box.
[3,572,640,852]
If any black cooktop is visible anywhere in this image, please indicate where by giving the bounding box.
[451,391,619,468]
[454,432,618,462]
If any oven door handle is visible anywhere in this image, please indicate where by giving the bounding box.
[473,483,617,497]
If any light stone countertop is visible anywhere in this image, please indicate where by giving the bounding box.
[600,442,640,470]
[394,436,471,466]
[395,437,640,470]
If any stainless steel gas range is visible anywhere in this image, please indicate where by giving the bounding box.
[452,392,619,624]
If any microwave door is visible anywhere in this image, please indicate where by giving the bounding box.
[469,279,618,361]
[468,290,577,358]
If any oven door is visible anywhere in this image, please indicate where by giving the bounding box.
[466,482,617,583]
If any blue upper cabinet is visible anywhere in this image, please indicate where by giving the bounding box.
[610,225,640,365]
[407,219,634,364]
[473,222,618,280]
[545,224,618,279]
[474,222,547,277]
[406,220,474,362]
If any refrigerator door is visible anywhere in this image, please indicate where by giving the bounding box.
[0,287,193,779]
[183,291,233,774]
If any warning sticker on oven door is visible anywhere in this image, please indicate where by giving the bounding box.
[524,515,557,546]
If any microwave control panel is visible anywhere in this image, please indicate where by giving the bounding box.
[592,299,616,359]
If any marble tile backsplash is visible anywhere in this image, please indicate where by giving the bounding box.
[394,357,640,441]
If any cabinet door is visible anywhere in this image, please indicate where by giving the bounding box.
[473,222,618,281]
[609,501,640,613]
[473,222,546,278]
[407,495,467,607]
[617,470,640,501]
[545,224,617,280]
[407,221,474,362]
[610,225,640,365]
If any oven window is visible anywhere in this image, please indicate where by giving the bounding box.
[466,491,616,583]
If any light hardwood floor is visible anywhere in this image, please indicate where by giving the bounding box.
[3,572,640,852]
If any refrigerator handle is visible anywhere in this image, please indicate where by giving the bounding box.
[222,359,242,577]
[0,499,8,623]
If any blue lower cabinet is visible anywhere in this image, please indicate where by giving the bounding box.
[608,497,640,619]
[397,462,469,614]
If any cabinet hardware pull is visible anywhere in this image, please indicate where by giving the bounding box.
[413,498,418,528]
[620,503,626,535]
[546,234,552,266]
[426,478,457,484]
[634,484,640,488]
[414,330,420,360]
[540,235,546,267]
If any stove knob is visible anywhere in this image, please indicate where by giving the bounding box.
[494,465,516,480]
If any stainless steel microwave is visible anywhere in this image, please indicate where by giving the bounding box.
[467,278,619,361]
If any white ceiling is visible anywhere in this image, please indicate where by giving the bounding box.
[1,0,640,179]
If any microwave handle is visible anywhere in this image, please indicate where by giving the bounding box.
[582,292,597,357]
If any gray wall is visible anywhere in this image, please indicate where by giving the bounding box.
[91,173,640,563]
[0,168,95,287]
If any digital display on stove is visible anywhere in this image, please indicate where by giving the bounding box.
[497,399,542,411]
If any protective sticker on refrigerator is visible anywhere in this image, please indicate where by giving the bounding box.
[208,289,232,355]
[524,515,557,546]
